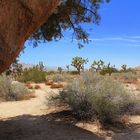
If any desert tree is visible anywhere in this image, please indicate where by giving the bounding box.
[121,64,127,72]
[0,0,110,73]
[71,56,88,74]
[58,67,63,74]
[91,60,104,72]
[35,62,45,71]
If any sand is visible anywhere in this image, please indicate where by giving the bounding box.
[0,83,139,140]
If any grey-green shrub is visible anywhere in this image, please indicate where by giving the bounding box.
[112,72,138,82]
[51,74,65,82]
[50,71,134,123]
[11,82,32,100]
[0,75,32,101]
[46,73,73,83]
[0,75,12,101]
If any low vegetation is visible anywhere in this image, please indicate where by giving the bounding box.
[18,67,46,83]
[0,74,34,101]
[49,71,137,124]
[112,72,139,83]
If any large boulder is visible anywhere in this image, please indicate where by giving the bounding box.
[0,0,59,73]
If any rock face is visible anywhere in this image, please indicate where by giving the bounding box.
[0,0,59,73]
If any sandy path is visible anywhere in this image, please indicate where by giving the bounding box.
[0,84,139,140]
[0,85,104,140]
[0,85,56,119]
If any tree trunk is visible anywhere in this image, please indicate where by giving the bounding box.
[0,0,59,73]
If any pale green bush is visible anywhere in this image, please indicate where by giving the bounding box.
[11,82,32,100]
[0,75,33,101]
[0,75,12,101]
[46,73,74,83]
[50,72,135,123]
[52,74,65,82]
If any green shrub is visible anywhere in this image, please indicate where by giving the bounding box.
[69,71,80,75]
[18,68,46,83]
[49,72,134,123]
[0,75,33,101]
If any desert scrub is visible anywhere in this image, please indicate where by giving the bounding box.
[46,73,73,83]
[113,72,138,83]
[48,74,65,82]
[49,72,134,123]
[18,68,46,83]
[0,74,34,101]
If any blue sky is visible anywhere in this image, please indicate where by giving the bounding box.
[19,0,140,69]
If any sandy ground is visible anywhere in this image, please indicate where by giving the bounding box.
[0,83,139,140]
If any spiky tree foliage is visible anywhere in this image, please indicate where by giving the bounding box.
[0,0,110,73]
[121,64,127,72]
[71,56,88,74]
[91,60,104,72]
[31,0,110,48]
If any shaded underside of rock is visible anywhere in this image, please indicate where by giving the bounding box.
[0,0,59,73]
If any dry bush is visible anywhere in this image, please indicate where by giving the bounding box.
[49,71,136,123]
[0,75,34,101]
[112,72,138,84]
[46,73,73,82]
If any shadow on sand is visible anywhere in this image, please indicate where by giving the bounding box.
[0,112,104,140]
[0,111,139,140]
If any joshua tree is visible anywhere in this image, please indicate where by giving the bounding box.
[91,60,104,72]
[121,64,127,72]
[35,61,45,71]
[66,65,70,72]
[71,57,88,74]
[0,0,110,73]
[58,67,63,74]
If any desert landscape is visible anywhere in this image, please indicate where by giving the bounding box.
[0,0,140,140]
[0,68,140,140]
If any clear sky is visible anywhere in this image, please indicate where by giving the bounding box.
[19,0,140,69]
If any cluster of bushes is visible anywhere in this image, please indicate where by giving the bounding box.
[18,67,46,83]
[0,75,34,101]
[49,71,138,123]
[46,74,65,82]
[112,72,139,83]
